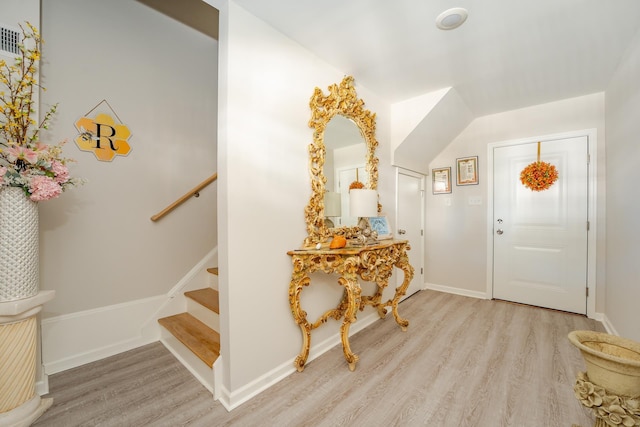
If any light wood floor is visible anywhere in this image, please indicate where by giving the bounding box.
[33,290,603,427]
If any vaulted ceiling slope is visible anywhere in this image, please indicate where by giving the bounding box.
[233,0,640,117]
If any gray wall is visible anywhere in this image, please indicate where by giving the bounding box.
[39,0,218,316]
[605,28,640,342]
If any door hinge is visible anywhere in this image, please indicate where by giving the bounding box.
[587,153,590,165]
[421,229,424,236]
[421,267,424,275]
[587,221,590,231]
[586,287,589,297]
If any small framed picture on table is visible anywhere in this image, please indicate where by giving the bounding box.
[368,215,393,240]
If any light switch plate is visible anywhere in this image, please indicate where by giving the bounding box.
[468,196,482,205]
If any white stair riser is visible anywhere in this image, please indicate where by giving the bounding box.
[187,298,219,332]
[159,333,214,393]
[208,273,218,290]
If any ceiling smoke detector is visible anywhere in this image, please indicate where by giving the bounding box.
[436,7,468,30]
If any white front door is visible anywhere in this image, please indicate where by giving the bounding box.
[397,169,424,298]
[492,136,588,314]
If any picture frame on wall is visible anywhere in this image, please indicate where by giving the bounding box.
[432,167,452,194]
[456,156,479,186]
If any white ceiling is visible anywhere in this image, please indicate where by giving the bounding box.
[233,0,640,117]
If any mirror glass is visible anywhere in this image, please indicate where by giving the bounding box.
[324,115,367,228]
[303,76,380,248]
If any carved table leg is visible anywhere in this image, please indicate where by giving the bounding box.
[338,270,361,371]
[390,248,414,331]
[289,258,312,372]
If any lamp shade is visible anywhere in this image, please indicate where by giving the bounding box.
[324,192,342,217]
[349,189,378,218]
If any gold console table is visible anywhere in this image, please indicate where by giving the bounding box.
[287,240,414,372]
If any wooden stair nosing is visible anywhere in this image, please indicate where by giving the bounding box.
[185,288,219,314]
[158,312,220,367]
[207,267,218,276]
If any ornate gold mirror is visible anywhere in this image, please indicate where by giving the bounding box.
[303,76,380,247]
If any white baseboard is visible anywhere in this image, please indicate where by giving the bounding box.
[426,283,615,335]
[425,282,488,300]
[41,249,218,376]
[41,295,166,375]
[216,310,382,411]
[141,249,218,337]
[36,370,49,396]
[599,313,619,336]
[159,334,214,393]
[167,248,218,298]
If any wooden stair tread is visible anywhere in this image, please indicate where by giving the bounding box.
[207,267,218,275]
[158,313,219,367]
[185,288,219,313]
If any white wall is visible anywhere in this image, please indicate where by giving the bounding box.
[37,0,217,367]
[214,1,395,407]
[425,93,606,310]
[0,1,39,125]
[0,1,38,51]
[604,28,640,342]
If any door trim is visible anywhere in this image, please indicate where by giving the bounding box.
[485,129,598,318]
[395,167,425,293]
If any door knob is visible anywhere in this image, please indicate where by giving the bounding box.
[496,229,504,235]
[398,229,406,235]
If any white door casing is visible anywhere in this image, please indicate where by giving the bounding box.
[396,168,425,298]
[486,130,597,317]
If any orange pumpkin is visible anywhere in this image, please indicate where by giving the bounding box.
[329,235,347,249]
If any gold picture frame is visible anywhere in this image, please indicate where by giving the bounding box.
[456,156,479,186]
[432,167,452,194]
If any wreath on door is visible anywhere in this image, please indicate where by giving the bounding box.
[520,142,558,191]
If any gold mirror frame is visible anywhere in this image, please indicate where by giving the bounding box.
[303,76,379,247]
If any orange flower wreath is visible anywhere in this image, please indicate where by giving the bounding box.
[520,142,558,191]
[520,161,558,191]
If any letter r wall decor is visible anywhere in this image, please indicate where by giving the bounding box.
[74,100,132,162]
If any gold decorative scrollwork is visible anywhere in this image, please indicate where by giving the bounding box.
[287,241,413,371]
[303,76,380,248]
[574,371,640,427]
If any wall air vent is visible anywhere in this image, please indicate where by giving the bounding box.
[1,26,21,55]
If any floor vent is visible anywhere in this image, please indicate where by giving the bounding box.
[1,26,20,55]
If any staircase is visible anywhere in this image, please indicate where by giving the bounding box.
[158,267,220,393]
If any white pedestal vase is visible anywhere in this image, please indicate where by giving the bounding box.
[0,291,55,426]
[0,187,54,425]
[0,187,39,302]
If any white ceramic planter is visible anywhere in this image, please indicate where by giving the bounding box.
[0,187,39,302]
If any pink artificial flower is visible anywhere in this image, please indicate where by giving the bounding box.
[7,145,38,164]
[29,175,62,201]
[0,166,6,185]
[51,160,69,183]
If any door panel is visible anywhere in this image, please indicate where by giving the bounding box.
[493,136,588,314]
[397,170,424,298]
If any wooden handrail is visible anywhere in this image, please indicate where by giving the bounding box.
[151,173,218,222]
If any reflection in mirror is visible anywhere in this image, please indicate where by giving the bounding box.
[303,76,380,248]
[324,115,367,227]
